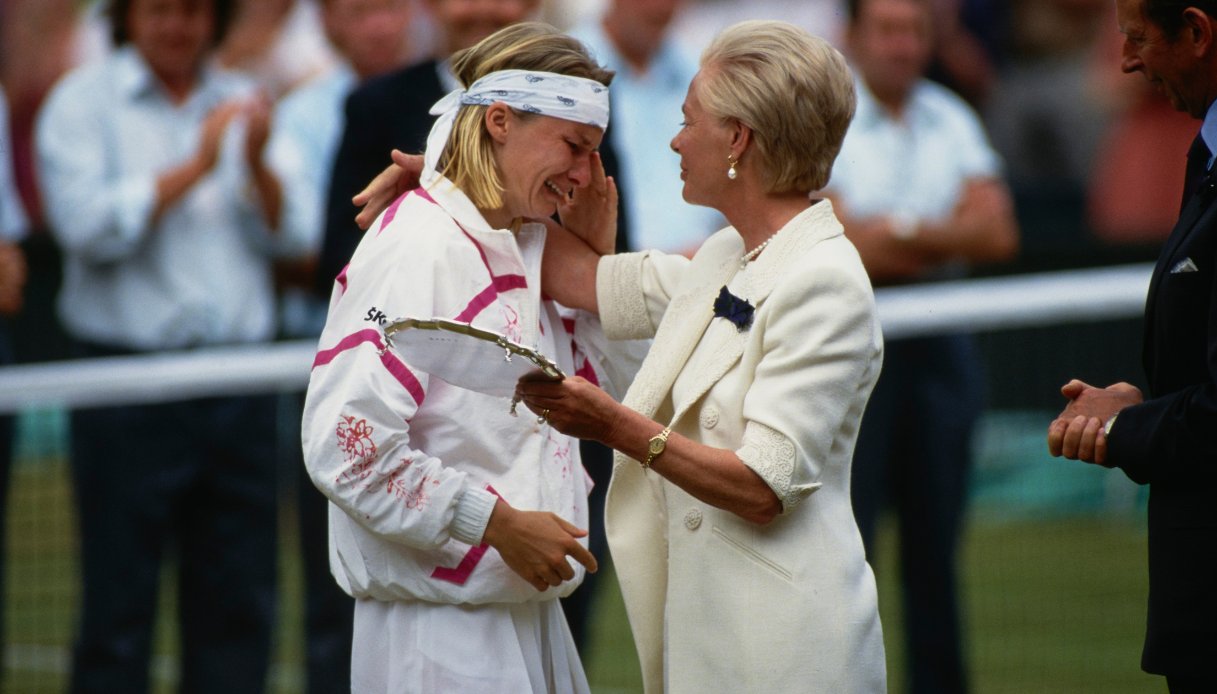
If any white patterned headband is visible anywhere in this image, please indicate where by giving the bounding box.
[422,69,611,178]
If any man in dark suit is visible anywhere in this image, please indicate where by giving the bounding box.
[1048,1,1217,692]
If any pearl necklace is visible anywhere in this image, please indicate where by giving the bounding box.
[740,235,776,269]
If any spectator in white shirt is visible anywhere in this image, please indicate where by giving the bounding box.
[34,1,299,690]
[827,1,1018,692]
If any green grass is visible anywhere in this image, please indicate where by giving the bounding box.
[874,514,1161,694]
[1,454,1161,694]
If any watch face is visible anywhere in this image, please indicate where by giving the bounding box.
[649,437,665,454]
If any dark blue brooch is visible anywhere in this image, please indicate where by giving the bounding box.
[713,286,754,331]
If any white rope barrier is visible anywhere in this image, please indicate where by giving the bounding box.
[0,263,1154,414]
[0,341,318,414]
[874,262,1151,338]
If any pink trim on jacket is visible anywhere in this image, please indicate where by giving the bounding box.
[430,485,503,585]
[313,328,426,406]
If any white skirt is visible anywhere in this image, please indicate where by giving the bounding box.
[350,597,590,694]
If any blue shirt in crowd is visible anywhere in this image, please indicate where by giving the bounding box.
[571,21,723,255]
[36,46,305,351]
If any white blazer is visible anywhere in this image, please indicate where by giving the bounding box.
[597,200,888,693]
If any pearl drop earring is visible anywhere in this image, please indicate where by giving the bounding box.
[727,155,738,180]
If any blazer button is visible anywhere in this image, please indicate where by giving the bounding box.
[700,408,720,429]
[684,508,703,530]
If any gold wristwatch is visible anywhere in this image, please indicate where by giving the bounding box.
[643,426,672,469]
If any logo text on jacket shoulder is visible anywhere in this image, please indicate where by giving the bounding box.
[365,307,388,326]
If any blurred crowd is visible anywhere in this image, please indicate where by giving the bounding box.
[0,2,1189,373]
[0,0,1192,264]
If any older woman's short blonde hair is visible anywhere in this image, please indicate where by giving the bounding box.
[437,23,614,210]
[697,20,855,194]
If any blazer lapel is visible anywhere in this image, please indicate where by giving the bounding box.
[1143,179,1217,370]
[666,260,754,419]
[620,251,740,420]
[668,200,845,420]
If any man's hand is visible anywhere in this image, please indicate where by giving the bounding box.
[481,499,597,592]
[1047,379,1142,465]
[842,216,933,281]
[242,93,273,168]
[352,150,423,230]
[242,94,282,229]
[152,102,244,225]
[197,101,244,173]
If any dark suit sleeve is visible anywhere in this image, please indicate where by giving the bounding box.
[1109,383,1217,486]
[1107,201,1217,486]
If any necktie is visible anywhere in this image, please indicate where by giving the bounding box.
[1182,133,1211,213]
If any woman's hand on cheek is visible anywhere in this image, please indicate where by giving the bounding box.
[558,151,617,256]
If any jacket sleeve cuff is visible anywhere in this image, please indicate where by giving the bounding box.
[1105,405,1151,485]
[450,487,498,546]
[736,421,822,513]
[597,252,653,340]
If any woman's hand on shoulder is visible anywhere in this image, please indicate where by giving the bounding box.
[558,151,617,256]
[352,149,423,230]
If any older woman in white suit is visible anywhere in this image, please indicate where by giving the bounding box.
[517,20,888,694]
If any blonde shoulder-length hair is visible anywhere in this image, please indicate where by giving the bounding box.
[697,20,856,194]
[436,22,614,210]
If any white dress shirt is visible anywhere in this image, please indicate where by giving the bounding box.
[831,77,1002,224]
[36,46,290,350]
